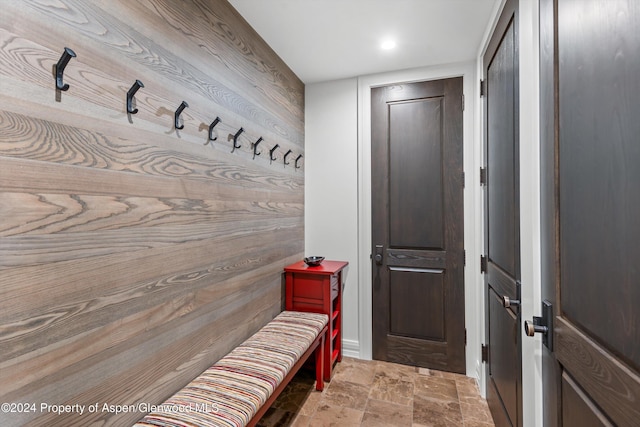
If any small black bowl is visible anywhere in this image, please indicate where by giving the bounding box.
[304,256,325,267]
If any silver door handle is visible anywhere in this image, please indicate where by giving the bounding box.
[502,296,520,308]
[523,300,553,351]
[524,320,548,337]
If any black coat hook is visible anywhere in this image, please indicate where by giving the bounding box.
[174,101,188,130]
[284,149,293,165]
[252,137,263,159]
[126,80,144,114]
[269,144,280,163]
[208,116,221,142]
[232,127,244,153]
[55,47,76,91]
[295,154,303,169]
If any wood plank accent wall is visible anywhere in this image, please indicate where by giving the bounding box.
[0,1,304,425]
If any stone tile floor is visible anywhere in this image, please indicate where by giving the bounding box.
[258,357,495,427]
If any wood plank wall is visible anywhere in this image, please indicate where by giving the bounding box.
[0,1,304,425]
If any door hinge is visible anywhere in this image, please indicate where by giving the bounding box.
[462,94,465,111]
[463,250,466,266]
[480,255,487,273]
[464,329,467,345]
[480,167,487,186]
[480,79,486,97]
[481,344,489,363]
[462,171,465,189]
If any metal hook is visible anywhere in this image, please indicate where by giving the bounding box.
[232,127,244,153]
[174,101,188,130]
[252,137,263,159]
[295,154,303,169]
[208,116,221,142]
[55,47,76,91]
[126,80,144,114]
[269,144,280,163]
[283,149,292,165]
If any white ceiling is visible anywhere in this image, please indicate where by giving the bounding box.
[228,0,500,84]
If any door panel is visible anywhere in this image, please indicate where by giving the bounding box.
[488,290,518,424]
[483,0,521,425]
[372,78,465,373]
[389,98,444,249]
[557,0,640,370]
[561,373,613,427]
[539,0,640,426]
[389,269,445,340]
[487,16,517,278]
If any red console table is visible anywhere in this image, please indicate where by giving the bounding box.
[284,260,348,381]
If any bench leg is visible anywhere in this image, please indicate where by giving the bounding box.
[315,331,325,391]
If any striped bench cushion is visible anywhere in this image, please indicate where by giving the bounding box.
[134,311,328,427]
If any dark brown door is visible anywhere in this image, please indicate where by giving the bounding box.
[371,78,465,373]
[539,0,640,425]
[483,0,522,426]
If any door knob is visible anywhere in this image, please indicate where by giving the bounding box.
[502,296,520,308]
[524,320,548,336]
[374,245,383,265]
[523,300,553,350]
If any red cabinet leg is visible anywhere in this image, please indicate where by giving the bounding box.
[315,330,325,391]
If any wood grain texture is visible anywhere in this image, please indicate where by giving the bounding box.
[0,1,304,425]
[556,317,640,427]
[561,372,614,427]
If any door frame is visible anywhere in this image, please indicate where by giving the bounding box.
[357,63,480,377]
[514,1,543,426]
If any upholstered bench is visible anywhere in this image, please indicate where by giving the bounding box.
[134,311,328,427]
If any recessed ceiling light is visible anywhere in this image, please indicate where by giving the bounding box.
[381,40,396,50]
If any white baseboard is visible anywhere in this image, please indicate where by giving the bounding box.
[341,338,361,359]
[476,360,487,398]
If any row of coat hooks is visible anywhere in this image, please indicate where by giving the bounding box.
[55,47,303,169]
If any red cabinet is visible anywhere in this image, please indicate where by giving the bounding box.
[284,260,348,381]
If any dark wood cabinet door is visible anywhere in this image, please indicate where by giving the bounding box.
[540,0,640,426]
[371,78,465,373]
[483,0,522,425]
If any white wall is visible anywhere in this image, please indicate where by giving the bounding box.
[304,78,360,356]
